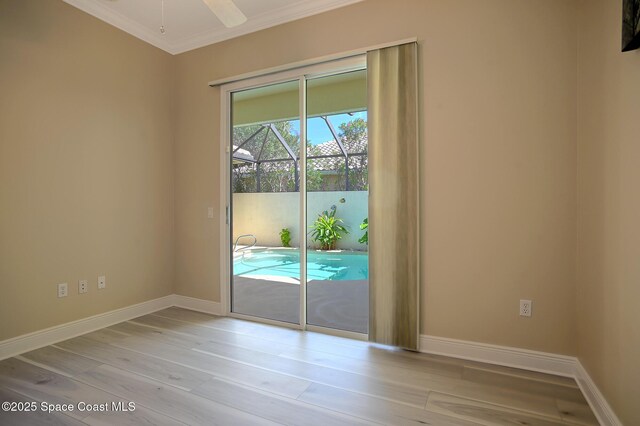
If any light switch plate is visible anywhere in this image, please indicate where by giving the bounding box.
[57,283,68,298]
[98,275,106,289]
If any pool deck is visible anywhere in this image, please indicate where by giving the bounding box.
[232,275,369,334]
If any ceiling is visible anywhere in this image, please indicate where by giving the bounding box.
[63,0,363,55]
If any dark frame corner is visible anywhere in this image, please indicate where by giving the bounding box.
[622,0,640,52]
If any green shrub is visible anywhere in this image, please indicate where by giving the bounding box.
[358,218,368,245]
[279,228,291,247]
[310,208,348,250]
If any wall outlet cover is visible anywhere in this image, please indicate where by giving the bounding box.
[98,275,106,289]
[79,279,88,294]
[520,299,532,317]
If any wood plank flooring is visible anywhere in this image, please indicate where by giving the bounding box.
[0,308,598,425]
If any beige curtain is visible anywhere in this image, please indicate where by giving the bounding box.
[368,42,420,350]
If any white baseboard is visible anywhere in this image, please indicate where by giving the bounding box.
[574,360,622,426]
[420,334,621,426]
[171,294,222,316]
[0,295,174,361]
[0,294,222,361]
[419,335,576,377]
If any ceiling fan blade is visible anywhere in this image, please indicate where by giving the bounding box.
[202,0,247,28]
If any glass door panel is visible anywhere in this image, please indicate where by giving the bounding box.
[305,70,369,333]
[230,80,301,324]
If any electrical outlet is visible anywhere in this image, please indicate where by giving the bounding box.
[207,207,214,219]
[98,275,106,289]
[78,279,88,294]
[520,299,532,317]
[57,283,68,298]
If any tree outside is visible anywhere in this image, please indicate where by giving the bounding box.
[232,117,368,193]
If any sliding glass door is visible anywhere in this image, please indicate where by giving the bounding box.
[305,70,369,334]
[230,80,300,324]
[225,59,368,335]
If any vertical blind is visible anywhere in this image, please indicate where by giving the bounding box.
[367,42,420,350]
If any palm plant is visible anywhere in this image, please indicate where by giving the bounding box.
[310,208,348,250]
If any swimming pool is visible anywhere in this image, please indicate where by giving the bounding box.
[234,248,368,281]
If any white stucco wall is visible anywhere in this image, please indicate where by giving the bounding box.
[232,191,368,250]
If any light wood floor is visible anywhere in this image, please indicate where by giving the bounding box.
[0,308,598,425]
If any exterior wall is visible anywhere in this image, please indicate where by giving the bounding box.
[233,191,368,251]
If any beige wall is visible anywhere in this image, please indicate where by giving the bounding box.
[174,0,579,355]
[577,0,640,424]
[0,0,175,340]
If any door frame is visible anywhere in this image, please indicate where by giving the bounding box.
[218,55,368,339]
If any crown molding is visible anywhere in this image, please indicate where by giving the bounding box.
[169,0,364,54]
[63,0,175,53]
[64,0,364,55]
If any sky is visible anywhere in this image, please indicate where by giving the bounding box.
[289,111,367,145]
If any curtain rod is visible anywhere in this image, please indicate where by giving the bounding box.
[208,37,417,87]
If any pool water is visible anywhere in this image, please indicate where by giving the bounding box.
[234,248,368,281]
